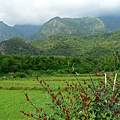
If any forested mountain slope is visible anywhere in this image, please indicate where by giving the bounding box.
[0,37,43,55]
[32,17,107,40]
[31,30,120,57]
[0,29,120,57]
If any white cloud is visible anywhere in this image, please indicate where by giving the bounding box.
[0,0,120,26]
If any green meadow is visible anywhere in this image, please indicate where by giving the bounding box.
[0,74,112,120]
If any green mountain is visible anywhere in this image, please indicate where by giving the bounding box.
[30,30,120,57]
[0,29,120,57]
[0,16,120,57]
[0,21,42,41]
[0,21,24,41]
[32,16,107,40]
[13,24,42,40]
[1,16,120,42]
[0,37,43,55]
[99,16,120,32]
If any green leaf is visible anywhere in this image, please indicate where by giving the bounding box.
[101,112,106,118]
[92,111,96,118]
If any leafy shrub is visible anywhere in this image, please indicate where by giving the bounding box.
[13,72,27,78]
[20,71,120,120]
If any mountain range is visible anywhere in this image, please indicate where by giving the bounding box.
[30,30,120,57]
[32,16,107,40]
[0,29,120,57]
[0,16,120,57]
[0,21,24,41]
[0,16,120,41]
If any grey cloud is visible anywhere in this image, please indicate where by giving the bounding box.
[0,0,120,26]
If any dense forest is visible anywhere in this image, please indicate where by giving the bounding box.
[0,53,119,77]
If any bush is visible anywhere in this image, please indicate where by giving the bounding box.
[13,72,27,78]
[20,71,120,120]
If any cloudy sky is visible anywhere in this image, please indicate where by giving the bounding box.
[0,0,120,26]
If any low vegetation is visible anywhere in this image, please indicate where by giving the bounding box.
[20,72,120,120]
[0,68,119,120]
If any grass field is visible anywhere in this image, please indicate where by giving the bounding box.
[0,90,49,120]
[0,74,103,90]
[0,73,117,120]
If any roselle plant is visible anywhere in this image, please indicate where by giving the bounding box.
[20,71,120,120]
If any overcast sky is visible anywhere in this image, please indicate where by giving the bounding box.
[0,0,120,26]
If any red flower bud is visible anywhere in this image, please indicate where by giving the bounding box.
[96,90,99,92]
[72,70,75,73]
[40,80,42,83]
[114,109,119,115]
[56,99,60,105]
[30,114,34,117]
[58,91,61,95]
[38,115,42,118]
[67,96,70,99]
[80,94,83,97]
[40,108,43,111]
[66,109,69,112]
[96,96,100,101]
[25,93,29,101]
[49,89,52,92]
[66,114,70,120]
[82,97,87,101]
[83,103,87,107]
[68,92,71,94]
[52,99,54,103]
[115,97,119,103]
[76,97,78,101]
[50,93,54,96]
[44,113,47,116]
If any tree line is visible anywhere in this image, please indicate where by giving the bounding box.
[0,53,119,75]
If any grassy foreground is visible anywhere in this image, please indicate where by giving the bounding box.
[0,90,49,120]
[0,73,117,120]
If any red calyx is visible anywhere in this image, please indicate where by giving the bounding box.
[40,80,43,83]
[72,70,75,73]
[96,90,99,92]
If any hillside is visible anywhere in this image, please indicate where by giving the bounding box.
[32,17,107,40]
[0,21,42,41]
[13,24,42,39]
[0,37,43,55]
[30,30,120,57]
[99,16,120,32]
[0,21,24,41]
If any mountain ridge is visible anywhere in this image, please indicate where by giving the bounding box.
[0,29,120,57]
[30,29,120,57]
[0,21,24,41]
[32,16,107,40]
[13,24,42,40]
[0,16,120,41]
